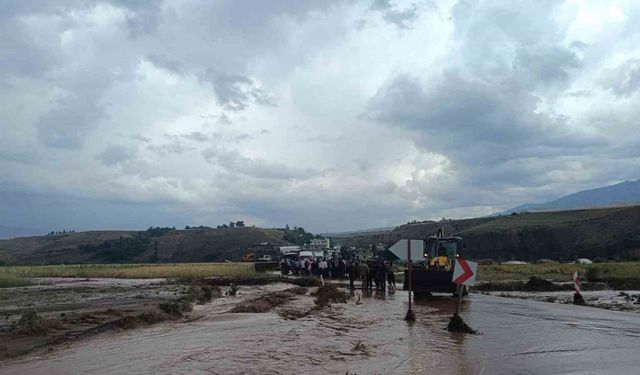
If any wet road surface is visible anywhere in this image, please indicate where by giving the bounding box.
[2,287,639,375]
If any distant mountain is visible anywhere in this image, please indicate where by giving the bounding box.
[503,180,640,214]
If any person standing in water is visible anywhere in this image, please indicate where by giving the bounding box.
[359,261,369,291]
[387,261,396,293]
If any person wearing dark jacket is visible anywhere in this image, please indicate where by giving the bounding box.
[347,261,355,289]
[377,261,387,292]
[366,260,374,290]
[387,261,396,292]
[359,262,369,291]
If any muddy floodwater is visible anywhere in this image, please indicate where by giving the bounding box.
[2,285,639,375]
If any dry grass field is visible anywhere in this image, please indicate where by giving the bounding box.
[1,262,258,281]
[478,262,640,283]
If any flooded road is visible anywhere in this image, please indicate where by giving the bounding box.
[2,287,639,375]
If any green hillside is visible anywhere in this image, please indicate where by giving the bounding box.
[0,227,289,265]
[337,206,640,262]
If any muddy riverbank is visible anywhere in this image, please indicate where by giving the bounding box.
[478,289,640,313]
[473,277,640,313]
[1,280,640,374]
[0,278,227,359]
[3,277,640,374]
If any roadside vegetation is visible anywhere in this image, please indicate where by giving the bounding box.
[0,273,32,288]
[1,262,260,279]
[478,262,640,282]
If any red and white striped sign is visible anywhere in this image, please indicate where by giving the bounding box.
[573,271,581,293]
[452,258,478,286]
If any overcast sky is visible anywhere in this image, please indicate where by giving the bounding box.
[1,0,639,237]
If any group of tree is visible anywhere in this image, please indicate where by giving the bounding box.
[404,219,438,225]
[46,230,76,236]
[216,221,245,229]
[145,226,175,237]
[184,225,211,230]
[282,225,322,246]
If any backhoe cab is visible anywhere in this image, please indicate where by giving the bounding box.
[403,233,466,297]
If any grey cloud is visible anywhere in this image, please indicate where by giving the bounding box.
[566,90,592,98]
[605,58,640,98]
[201,70,276,111]
[363,0,600,208]
[96,145,137,166]
[569,40,589,51]
[181,132,210,142]
[36,95,107,149]
[307,134,340,143]
[218,113,232,125]
[0,19,59,78]
[146,54,185,76]
[367,72,599,163]
[514,45,581,88]
[131,134,151,143]
[202,147,316,180]
[451,0,564,77]
[147,140,195,156]
[370,0,422,29]
[109,0,163,37]
[2,0,640,234]
[234,134,252,142]
[0,149,35,164]
[365,70,603,207]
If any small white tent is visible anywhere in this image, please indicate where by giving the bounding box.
[576,258,593,264]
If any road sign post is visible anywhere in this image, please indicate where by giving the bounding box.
[388,239,423,322]
[405,240,415,321]
[573,270,585,305]
[447,258,478,333]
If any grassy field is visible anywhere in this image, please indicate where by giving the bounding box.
[3,261,639,289]
[478,262,640,283]
[0,273,32,288]
[1,262,258,280]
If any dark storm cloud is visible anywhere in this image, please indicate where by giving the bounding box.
[2,0,640,235]
[366,72,599,167]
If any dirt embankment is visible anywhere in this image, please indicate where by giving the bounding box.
[229,285,349,321]
[230,287,309,313]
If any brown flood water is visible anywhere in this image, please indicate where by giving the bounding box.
[2,286,639,375]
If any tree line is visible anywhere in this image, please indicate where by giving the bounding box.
[46,230,76,236]
[282,224,323,246]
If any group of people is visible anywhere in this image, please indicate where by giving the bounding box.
[279,257,396,292]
